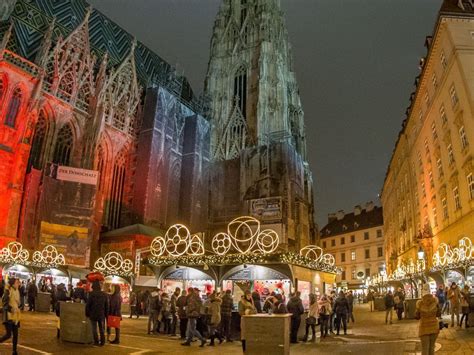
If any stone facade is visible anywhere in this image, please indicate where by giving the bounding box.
[381,1,474,273]
[205,0,316,250]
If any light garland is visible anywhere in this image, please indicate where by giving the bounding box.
[94,252,134,276]
[211,216,279,255]
[0,242,30,264]
[432,236,473,270]
[151,224,205,257]
[32,245,65,267]
[300,245,335,266]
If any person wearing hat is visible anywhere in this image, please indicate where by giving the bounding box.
[415,283,440,355]
[0,277,21,355]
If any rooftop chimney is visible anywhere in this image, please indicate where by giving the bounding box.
[354,205,362,216]
[336,210,345,220]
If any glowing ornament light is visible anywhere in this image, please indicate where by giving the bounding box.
[150,224,205,257]
[33,245,65,266]
[94,252,133,275]
[0,242,30,264]
[432,236,473,268]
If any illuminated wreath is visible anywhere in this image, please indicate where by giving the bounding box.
[300,245,324,262]
[94,252,133,274]
[33,245,65,265]
[150,224,205,257]
[212,233,231,256]
[0,242,29,263]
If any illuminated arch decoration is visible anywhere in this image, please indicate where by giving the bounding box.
[150,224,205,257]
[0,242,30,264]
[94,252,133,276]
[432,236,473,269]
[32,245,65,267]
[299,245,336,267]
[211,216,279,255]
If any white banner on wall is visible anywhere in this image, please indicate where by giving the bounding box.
[56,166,99,186]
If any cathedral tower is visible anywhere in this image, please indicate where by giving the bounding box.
[205,0,316,250]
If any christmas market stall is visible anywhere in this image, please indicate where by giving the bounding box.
[0,242,33,282]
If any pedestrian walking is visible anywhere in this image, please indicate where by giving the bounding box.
[347,290,355,323]
[86,280,109,346]
[129,291,138,319]
[176,290,188,339]
[170,287,180,336]
[460,285,470,329]
[447,282,461,327]
[207,292,223,346]
[367,290,375,312]
[27,279,38,311]
[181,288,206,347]
[18,281,25,311]
[416,284,440,355]
[384,290,395,324]
[318,295,332,338]
[303,293,318,342]
[287,291,304,343]
[435,285,446,314]
[0,278,21,355]
[107,284,122,344]
[219,289,233,342]
[238,290,257,351]
[394,287,405,320]
[147,289,161,334]
[329,291,337,333]
[334,291,349,335]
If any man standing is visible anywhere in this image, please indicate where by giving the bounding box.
[170,287,180,336]
[347,291,355,323]
[447,282,461,327]
[287,292,304,343]
[384,290,395,325]
[176,290,188,339]
[86,280,109,346]
[147,288,161,334]
[367,290,375,312]
[220,289,233,342]
[181,288,206,347]
[334,291,350,335]
[27,279,38,311]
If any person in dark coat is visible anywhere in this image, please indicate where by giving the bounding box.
[334,291,350,335]
[72,282,86,303]
[394,287,405,321]
[287,292,304,343]
[251,291,262,313]
[27,280,38,311]
[273,294,288,314]
[384,290,395,324]
[176,290,188,339]
[346,291,355,323]
[107,284,122,344]
[55,284,69,338]
[86,280,109,346]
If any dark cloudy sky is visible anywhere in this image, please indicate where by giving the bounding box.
[89,0,441,228]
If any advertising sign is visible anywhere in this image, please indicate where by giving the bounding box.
[39,222,90,267]
[250,197,282,221]
[56,166,99,186]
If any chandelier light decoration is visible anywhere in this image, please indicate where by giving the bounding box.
[32,245,65,266]
[300,245,335,266]
[94,252,134,276]
[211,216,279,255]
[432,237,473,268]
[151,224,205,257]
[0,242,30,264]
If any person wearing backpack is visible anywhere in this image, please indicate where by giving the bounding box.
[318,295,332,338]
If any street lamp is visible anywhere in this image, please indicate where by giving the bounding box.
[417,246,425,260]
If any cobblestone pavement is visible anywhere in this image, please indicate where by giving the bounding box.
[0,304,472,354]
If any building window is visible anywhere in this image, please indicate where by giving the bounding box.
[350,235,355,243]
[431,122,437,141]
[440,105,447,125]
[331,239,335,247]
[365,249,370,259]
[433,207,438,227]
[453,187,461,210]
[442,197,448,219]
[351,251,356,261]
[377,247,383,257]
[5,87,22,128]
[424,92,430,106]
[424,138,430,156]
[468,173,474,200]
[365,268,370,278]
[27,110,49,171]
[341,237,345,245]
[447,144,455,165]
[341,270,346,280]
[233,66,247,119]
[52,124,74,166]
[341,253,346,262]
[449,85,459,107]
[351,267,356,280]
[106,150,127,229]
[432,73,438,89]
[376,229,382,238]
[0,76,5,107]
[440,51,447,69]
[421,182,426,198]
[437,158,444,178]
[322,241,326,249]
[429,170,434,188]
[459,126,468,150]
[364,232,369,240]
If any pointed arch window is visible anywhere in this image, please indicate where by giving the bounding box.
[5,88,22,128]
[27,110,49,171]
[233,66,247,119]
[96,145,106,192]
[106,150,127,229]
[0,75,5,108]
[52,124,73,166]
[58,72,75,101]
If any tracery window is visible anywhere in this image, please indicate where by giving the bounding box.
[0,75,5,108]
[52,124,74,166]
[233,66,247,119]
[96,145,106,192]
[5,87,22,128]
[106,151,127,229]
[58,72,75,100]
[27,110,49,171]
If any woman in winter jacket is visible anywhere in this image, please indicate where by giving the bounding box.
[318,295,332,338]
[0,278,21,355]
[416,284,440,355]
[460,285,470,329]
[303,293,319,342]
[107,284,122,344]
[207,293,223,346]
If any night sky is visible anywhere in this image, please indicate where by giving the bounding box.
[88,0,441,228]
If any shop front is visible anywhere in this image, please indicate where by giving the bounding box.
[160,266,216,296]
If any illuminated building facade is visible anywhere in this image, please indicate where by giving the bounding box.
[381,0,474,276]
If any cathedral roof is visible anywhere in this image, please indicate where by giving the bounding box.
[0,0,197,106]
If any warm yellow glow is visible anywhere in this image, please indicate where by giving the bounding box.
[33,245,65,265]
[150,224,205,257]
[94,252,133,274]
[0,242,29,264]
[432,236,472,267]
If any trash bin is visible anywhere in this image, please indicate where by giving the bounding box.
[404,298,420,319]
[242,313,290,355]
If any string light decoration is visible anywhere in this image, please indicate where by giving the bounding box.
[432,236,473,270]
[211,216,279,255]
[300,245,335,266]
[94,252,134,276]
[32,245,65,267]
[150,224,205,257]
[0,242,30,264]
